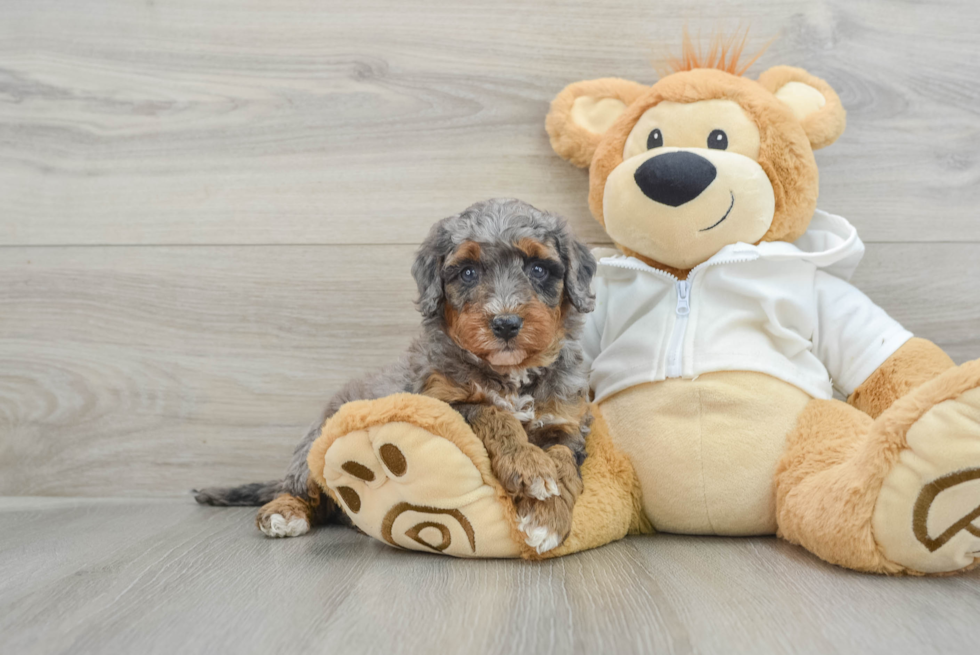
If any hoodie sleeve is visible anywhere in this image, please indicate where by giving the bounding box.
[813,270,913,397]
[581,273,609,373]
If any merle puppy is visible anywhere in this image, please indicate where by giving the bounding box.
[196,198,597,553]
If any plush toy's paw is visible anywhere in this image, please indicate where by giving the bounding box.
[256,496,311,538]
[873,362,980,574]
[308,395,525,558]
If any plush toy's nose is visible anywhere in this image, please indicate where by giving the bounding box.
[633,151,717,207]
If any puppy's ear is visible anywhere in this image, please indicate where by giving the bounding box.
[411,221,451,319]
[557,226,597,314]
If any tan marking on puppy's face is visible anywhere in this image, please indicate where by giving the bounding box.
[604,99,775,270]
[515,237,559,262]
[446,240,481,266]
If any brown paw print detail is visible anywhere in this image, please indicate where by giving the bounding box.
[382,502,476,553]
[341,461,375,482]
[336,486,361,513]
[913,467,980,552]
[380,443,407,476]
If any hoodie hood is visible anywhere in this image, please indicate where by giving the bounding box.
[596,209,866,282]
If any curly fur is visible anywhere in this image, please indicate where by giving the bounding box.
[195,199,597,536]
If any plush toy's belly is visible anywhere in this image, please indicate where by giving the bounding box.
[599,371,811,535]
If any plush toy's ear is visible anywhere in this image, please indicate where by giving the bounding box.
[757,65,847,150]
[546,78,649,168]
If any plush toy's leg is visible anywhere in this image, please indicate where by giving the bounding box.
[542,404,651,559]
[306,394,643,559]
[307,393,526,558]
[776,360,980,575]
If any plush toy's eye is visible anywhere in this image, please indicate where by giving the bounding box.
[460,267,479,283]
[708,129,728,150]
[528,263,550,281]
[647,128,664,149]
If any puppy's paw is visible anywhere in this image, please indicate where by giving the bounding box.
[258,512,310,538]
[516,495,572,554]
[528,476,561,501]
[493,445,561,501]
[256,495,312,538]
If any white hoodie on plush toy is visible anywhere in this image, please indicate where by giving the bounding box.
[584,209,912,403]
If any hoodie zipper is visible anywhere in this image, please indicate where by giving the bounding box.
[599,253,758,379]
[665,279,691,378]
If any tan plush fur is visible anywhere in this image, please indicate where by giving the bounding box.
[585,68,820,259]
[542,45,979,574]
[777,359,980,574]
[308,393,643,560]
[546,78,649,168]
[848,338,955,419]
[543,404,651,559]
[757,66,847,151]
[308,393,538,558]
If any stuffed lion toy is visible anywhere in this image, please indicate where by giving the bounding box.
[308,40,980,575]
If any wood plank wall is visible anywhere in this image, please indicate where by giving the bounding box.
[1,0,978,495]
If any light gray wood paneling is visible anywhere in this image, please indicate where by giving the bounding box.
[0,498,977,655]
[1,243,978,497]
[1,0,978,246]
[0,245,419,496]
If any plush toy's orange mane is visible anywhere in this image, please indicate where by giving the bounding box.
[664,29,770,76]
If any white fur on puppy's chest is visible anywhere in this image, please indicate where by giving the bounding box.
[481,386,536,423]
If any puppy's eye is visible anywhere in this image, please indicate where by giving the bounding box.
[708,129,728,150]
[647,128,664,149]
[460,267,479,283]
[528,264,549,281]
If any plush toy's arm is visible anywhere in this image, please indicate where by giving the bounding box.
[847,337,955,419]
[813,271,913,399]
[813,272,957,418]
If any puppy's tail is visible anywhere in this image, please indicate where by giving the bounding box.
[193,480,281,507]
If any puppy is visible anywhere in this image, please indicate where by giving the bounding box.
[195,198,597,553]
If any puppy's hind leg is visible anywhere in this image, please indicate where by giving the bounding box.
[257,493,313,538]
[256,478,348,538]
[257,419,348,538]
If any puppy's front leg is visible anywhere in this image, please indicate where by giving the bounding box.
[454,404,571,554]
[526,399,590,501]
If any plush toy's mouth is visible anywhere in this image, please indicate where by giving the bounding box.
[699,192,735,232]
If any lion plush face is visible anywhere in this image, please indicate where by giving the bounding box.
[547,65,848,273]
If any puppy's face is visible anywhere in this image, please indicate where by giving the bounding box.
[442,237,565,368]
[413,199,597,371]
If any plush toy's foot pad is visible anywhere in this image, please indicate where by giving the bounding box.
[874,370,980,574]
[307,395,523,558]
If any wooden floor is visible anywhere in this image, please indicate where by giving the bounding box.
[2,0,980,653]
[1,498,978,655]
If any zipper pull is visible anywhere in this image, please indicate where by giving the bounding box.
[675,280,691,316]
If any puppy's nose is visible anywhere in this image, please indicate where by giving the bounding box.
[634,151,717,207]
[490,314,523,340]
